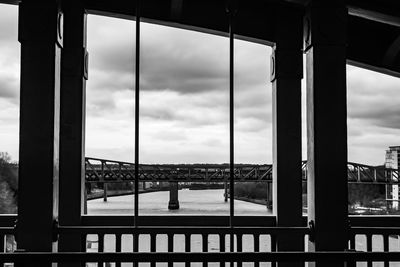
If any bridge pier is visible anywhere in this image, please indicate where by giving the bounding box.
[103,183,108,202]
[168,182,180,210]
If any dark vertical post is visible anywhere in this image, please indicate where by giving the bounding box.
[83,186,88,214]
[266,182,272,210]
[227,2,237,259]
[103,183,108,201]
[134,0,141,226]
[271,6,304,267]
[17,0,62,265]
[305,1,348,266]
[224,182,228,202]
[226,0,236,231]
[168,182,180,210]
[58,1,87,266]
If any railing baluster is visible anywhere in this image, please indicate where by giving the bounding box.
[347,233,356,267]
[185,234,191,267]
[366,234,372,267]
[237,234,242,267]
[116,234,122,267]
[98,234,104,267]
[133,234,139,267]
[202,234,208,267]
[346,233,357,267]
[271,234,276,267]
[349,233,356,251]
[254,234,260,267]
[219,234,225,267]
[383,234,389,267]
[151,234,157,267]
[168,234,174,267]
[82,233,88,254]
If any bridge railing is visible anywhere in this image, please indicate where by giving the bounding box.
[86,157,399,184]
[85,157,273,183]
[347,162,399,183]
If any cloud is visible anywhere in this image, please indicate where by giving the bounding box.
[87,15,271,96]
[347,65,400,130]
[1,9,398,166]
[0,74,18,100]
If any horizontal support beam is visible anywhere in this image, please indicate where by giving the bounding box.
[81,215,278,227]
[1,251,400,263]
[57,226,309,235]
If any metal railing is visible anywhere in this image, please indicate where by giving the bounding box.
[1,216,400,265]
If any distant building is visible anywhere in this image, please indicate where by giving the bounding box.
[385,146,400,169]
[385,146,400,209]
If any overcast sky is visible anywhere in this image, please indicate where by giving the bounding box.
[0,4,399,165]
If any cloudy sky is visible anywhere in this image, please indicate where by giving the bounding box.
[0,4,399,166]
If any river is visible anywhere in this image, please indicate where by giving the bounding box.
[88,189,270,216]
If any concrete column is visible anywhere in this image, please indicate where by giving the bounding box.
[103,183,108,201]
[271,6,304,265]
[17,0,62,265]
[305,1,348,265]
[58,2,86,265]
[168,182,180,210]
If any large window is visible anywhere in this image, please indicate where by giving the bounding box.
[347,65,400,215]
[85,14,136,215]
[234,39,272,216]
[0,4,19,214]
[85,13,274,219]
[139,22,230,216]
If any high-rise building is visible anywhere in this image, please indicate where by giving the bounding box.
[385,146,400,169]
[385,146,400,208]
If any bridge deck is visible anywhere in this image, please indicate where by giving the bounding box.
[85,157,399,184]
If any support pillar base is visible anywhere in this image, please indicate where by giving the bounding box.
[168,201,180,210]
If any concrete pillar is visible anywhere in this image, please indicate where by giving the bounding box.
[17,1,62,265]
[168,182,180,210]
[271,6,304,266]
[58,3,87,265]
[305,1,348,265]
[59,1,87,266]
[103,183,108,201]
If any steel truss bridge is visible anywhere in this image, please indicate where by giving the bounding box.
[85,157,399,184]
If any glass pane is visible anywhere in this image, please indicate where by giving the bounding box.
[85,14,136,215]
[234,39,271,216]
[139,22,229,216]
[0,4,19,215]
[347,65,400,215]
